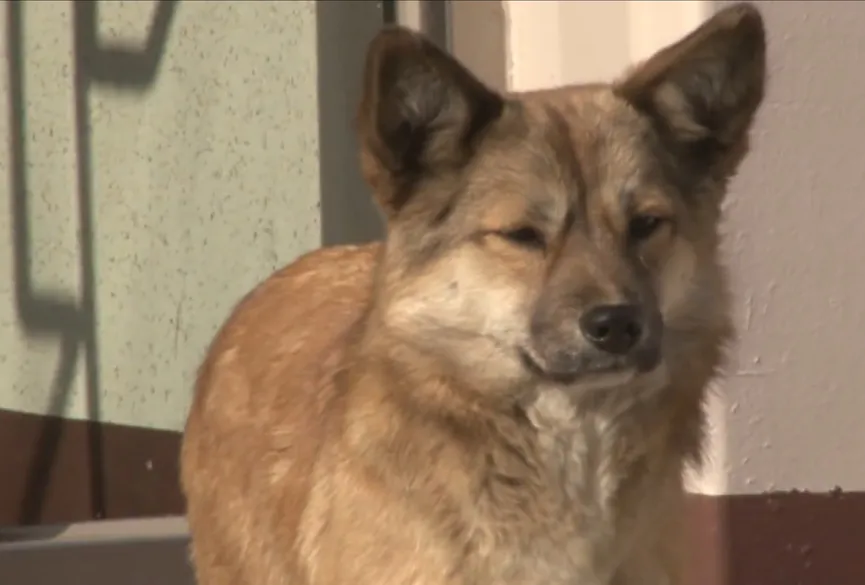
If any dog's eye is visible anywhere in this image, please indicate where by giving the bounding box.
[628,215,666,242]
[499,226,546,250]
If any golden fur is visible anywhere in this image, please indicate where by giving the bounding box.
[181,4,767,584]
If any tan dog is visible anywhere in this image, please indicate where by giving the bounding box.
[181,4,766,584]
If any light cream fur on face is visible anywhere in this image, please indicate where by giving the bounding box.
[386,240,679,400]
[384,246,534,384]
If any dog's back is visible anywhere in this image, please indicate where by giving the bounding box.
[181,244,379,584]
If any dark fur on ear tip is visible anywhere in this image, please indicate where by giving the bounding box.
[714,2,765,37]
[617,3,767,101]
[356,25,504,215]
[614,2,767,178]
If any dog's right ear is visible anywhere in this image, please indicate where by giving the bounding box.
[357,27,504,218]
[615,3,766,183]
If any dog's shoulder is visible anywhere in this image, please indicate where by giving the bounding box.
[188,243,380,426]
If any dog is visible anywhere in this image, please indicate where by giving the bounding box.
[180,4,766,584]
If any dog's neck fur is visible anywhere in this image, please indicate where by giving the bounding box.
[337,248,725,583]
[348,302,707,572]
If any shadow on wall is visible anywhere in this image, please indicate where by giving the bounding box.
[6,0,385,528]
[5,0,179,525]
[316,0,385,246]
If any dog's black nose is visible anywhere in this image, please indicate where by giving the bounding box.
[579,304,643,355]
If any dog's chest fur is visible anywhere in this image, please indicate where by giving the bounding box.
[471,388,661,585]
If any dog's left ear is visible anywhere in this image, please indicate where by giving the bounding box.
[357,26,504,218]
[615,3,767,180]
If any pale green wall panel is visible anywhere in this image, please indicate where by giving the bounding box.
[1,1,323,431]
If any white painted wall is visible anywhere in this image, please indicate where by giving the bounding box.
[501,1,710,90]
[721,0,865,493]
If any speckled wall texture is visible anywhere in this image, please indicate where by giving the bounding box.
[0,2,322,431]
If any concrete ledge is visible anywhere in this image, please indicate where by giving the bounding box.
[0,515,188,547]
[0,517,193,585]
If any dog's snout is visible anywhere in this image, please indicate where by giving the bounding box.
[579,304,643,355]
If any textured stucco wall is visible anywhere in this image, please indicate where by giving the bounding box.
[0,1,321,431]
[721,0,865,493]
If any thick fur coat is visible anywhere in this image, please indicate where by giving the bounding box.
[181,4,767,584]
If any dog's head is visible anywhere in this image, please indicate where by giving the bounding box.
[357,4,766,399]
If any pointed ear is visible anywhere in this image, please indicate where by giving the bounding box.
[615,3,767,180]
[357,26,505,217]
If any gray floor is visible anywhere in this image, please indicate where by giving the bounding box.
[0,517,194,585]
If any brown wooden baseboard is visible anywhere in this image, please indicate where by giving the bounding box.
[0,408,183,527]
[1,407,863,584]
[687,490,865,585]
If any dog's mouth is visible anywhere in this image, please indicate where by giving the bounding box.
[518,345,662,389]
